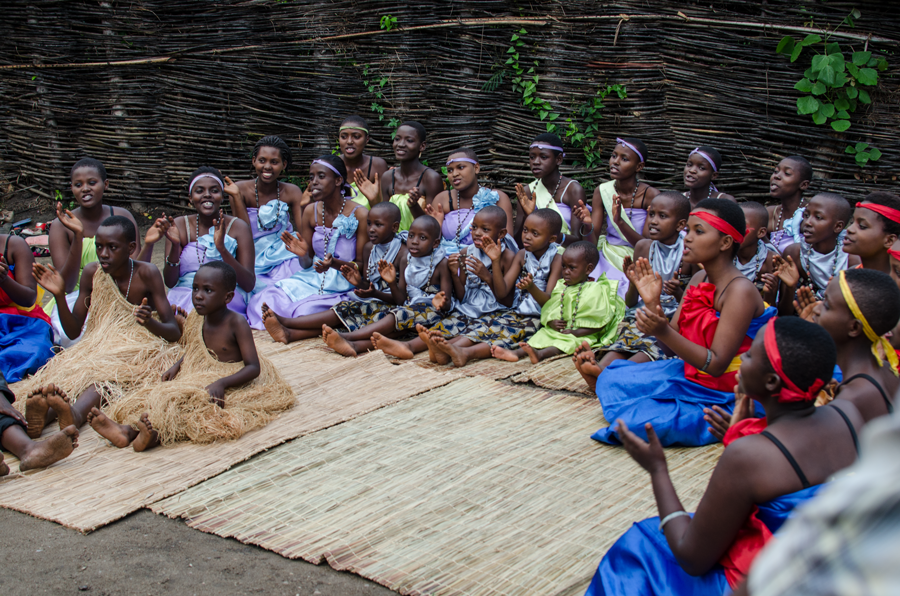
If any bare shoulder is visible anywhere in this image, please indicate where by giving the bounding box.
[717,192,737,203]
[633,238,652,259]
[225,215,251,235]
[279,181,304,200]
[370,156,389,173]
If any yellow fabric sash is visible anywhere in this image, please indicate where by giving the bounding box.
[839,269,899,376]
[527,179,571,235]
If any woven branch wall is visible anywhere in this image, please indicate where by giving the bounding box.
[0,1,897,211]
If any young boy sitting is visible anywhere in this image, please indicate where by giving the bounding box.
[261,202,407,343]
[425,208,563,366]
[734,201,776,299]
[20,216,182,437]
[88,262,293,450]
[589,191,689,371]
[843,191,900,273]
[314,214,453,358]
[491,241,624,364]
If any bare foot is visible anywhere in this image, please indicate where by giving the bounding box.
[433,336,468,368]
[519,342,541,365]
[132,413,160,452]
[0,452,8,476]
[323,325,358,358]
[173,305,188,333]
[24,389,49,439]
[573,344,602,393]
[261,303,287,325]
[415,324,445,364]
[263,308,290,344]
[88,407,135,449]
[19,425,78,471]
[372,332,414,359]
[491,345,521,362]
[45,384,75,430]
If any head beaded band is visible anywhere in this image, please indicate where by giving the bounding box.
[690,148,718,172]
[838,270,900,376]
[857,202,900,225]
[446,157,478,166]
[615,138,644,163]
[530,142,566,157]
[339,125,369,134]
[690,210,745,243]
[189,174,223,195]
[763,318,825,402]
[312,159,345,180]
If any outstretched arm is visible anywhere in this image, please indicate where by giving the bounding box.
[215,214,256,292]
[48,203,84,293]
[206,320,261,407]
[35,261,93,338]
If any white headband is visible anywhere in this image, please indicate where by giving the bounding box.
[446,157,478,166]
[189,174,223,194]
[530,142,566,157]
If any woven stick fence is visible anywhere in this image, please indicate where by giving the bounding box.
[0,1,897,212]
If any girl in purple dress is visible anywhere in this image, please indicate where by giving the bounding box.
[247,155,368,330]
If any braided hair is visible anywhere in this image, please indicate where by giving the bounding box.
[253,136,292,170]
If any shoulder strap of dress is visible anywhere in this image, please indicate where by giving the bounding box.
[714,275,747,310]
[184,216,191,243]
[829,404,860,453]
[225,217,237,235]
[367,155,373,177]
[3,233,10,258]
[415,169,427,187]
[759,430,811,488]
[109,204,114,217]
[841,373,893,413]
[390,169,396,196]
[559,179,575,202]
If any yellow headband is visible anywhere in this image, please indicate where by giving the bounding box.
[339,125,368,134]
[839,270,899,376]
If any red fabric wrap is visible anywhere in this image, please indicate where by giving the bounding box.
[888,248,900,262]
[690,210,745,243]
[679,283,752,391]
[858,202,900,225]
[764,318,823,402]
[0,270,51,324]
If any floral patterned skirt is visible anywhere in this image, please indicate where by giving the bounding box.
[430,309,539,349]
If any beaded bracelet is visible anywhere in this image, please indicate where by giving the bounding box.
[165,257,180,267]
[658,510,691,532]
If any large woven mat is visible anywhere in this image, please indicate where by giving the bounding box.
[510,354,593,395]
[154,377,722,596]
[0,332,460,532]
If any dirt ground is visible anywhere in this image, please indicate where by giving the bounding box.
[0,507,395,596]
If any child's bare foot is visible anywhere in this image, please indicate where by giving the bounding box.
[433,336,468,368]
[323,325,357,358]
[0,452,8,476]
[44,384,75,430]
[573,343,602,392]
[491,345,521,362]
[173,305,188,333]
[415,324,445,364]
[132,413,160,452]
[519,342,541,365]
[261,303,287,325]
[372,332,414,359]
[87,407,134,449]
[19,425,78,471]
[263,308,290,344]
[24,389,49,439]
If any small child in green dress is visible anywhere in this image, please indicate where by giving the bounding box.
[491,241,625,363]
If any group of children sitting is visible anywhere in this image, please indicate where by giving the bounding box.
[1,116,899,596]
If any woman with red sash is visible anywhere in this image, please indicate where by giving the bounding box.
[590,199,776,446]
[0,234,54,382]
[585,317,863,596]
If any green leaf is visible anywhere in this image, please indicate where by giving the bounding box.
[846,86,858,99]
[858,151,870,161]
[851,8,861,18]
[845,145,857,154]
[834,98,850,110]
[776,36,795,54]
[811,81,827,95]
[797,96,820,114]
[852,51,871,65]
[545,122,555,133]
[790,45,803,63]
[538,110,548,120]
[804,67,816,79]
[505,57,514,65]
[524,97,533,105]
[548,112,560,121]
[818,103,836,117]
[801,34,822,46]
[519,29,527,34]
[831,120,851,132]
[794,78,814,92]
[819,65,836,86]
[857,68,878,85]
[812,112,827,125]
[833,72,848,87]
[855,142,869,152]
[846,63,860,78]
[829,53,845,73]
[858,89,871,104]
[836,110,850,119]
[869,147,882,161]
[825,42,841,56]
[876,57,888,72]
[507,46,516,53]
[511,34,519,41]
[811,54,829,72]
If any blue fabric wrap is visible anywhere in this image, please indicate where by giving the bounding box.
[584,485,822,596]
[0,314,54,383]
[592,307,775,447]
[253,200,296,275]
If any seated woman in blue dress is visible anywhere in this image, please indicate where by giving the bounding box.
[586,317,863,596]
[575,199,776,446]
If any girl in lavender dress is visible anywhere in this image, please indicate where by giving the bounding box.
[573,137,659,298]
[425,148,518,256]
[144,167,256,317]
[222,136,304,291]
[247,155,368,330]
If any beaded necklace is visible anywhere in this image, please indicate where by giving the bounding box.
[123,258,134,302]
[405,251,437,305]
[544,174,562,203]
[559,281,586,329]
[734,244,765,282]
[454,187,479,249]
[254,179,283,231]
[801,236,842,294]
[772,199,808,247]
[317,195,349,294]
[194,215,210,264]
[614,180,639,209]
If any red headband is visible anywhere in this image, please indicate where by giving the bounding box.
[690,210,745,243]
[858,202,900,225]
[764,318,825,403]
[889,248,900,262]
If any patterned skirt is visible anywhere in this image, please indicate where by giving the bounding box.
[332,300,395,332]
[430,310,540,349]
[598,319,666,361]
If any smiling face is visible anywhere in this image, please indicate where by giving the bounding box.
[71,166,108,209]
[339,127,368,159]
[469,212,505,249]
[366,210,399,245]
[191,267,233,315]
[609,144,642,180]
[392,125,423,163]
[252,146,285,183]
[645,195,684,241]
[445,154,480,193]
[95,225,135,273]
[528,146,562,179]
[800,195,843,246]
[843,206,894,257]
[560,250,593,285]
[682,209,732,264]
[190,176,224,216]
[683,153,717,190]
[307,162,341,201]
[769,158,809,200]
[407,220,439,258]
[521,213,557,254]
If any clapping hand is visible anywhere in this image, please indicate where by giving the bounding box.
[773,254,800,288]
[424,202,445,228]
[515,183,536,215]
[628,257,663,308]
[144,215,174,245]
[340,263,362,287]
[432,290,451,311]
[793,285,820,322]
[56,202,84,235]
[212,210,227,251]
[281,231,309,258]
[516,272,535,291]
[223,176,241,200]
[466,255,490,282]
[314,254,334,274]
[353,170,380,203]
[133,297,153,326]
[407,186,425,208]
[572,200,592,225]
[617,420,667,474]
[377,259,397,284]
[480,235,502,262]
[32,262,65,297]
[634,304,669,336]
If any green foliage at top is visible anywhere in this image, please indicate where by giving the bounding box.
[380,15,398,32]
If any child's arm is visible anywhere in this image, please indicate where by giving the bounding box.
[321,206,369,273]
[774,250,802,316]
[448,250,467,300]
[573,199,597,244]
[377,258,406,305]
[433,258,453,311]
[206,319,261,408]
[0,236,39,306]
[48,203,84,293]
[162,218,185,289]
[484,237,521,301]
[623,240,651,307]
[354,169,382,206]
[342,244,372,289]
[34,261,94,339]
[161,356,184,382]
[223,177,250,226]
[517,254,563,306]
[215,214,256,293]
[138,215,174,263]
[134,264,182,343]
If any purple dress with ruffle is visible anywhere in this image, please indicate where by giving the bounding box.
[590,208,648,298]
[166,229,248,316]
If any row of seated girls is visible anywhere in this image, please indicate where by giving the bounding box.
[8,116,900,595]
